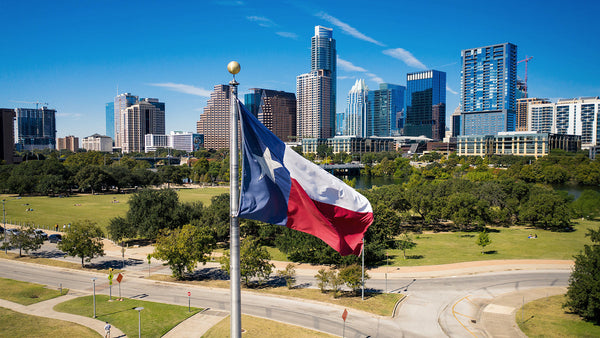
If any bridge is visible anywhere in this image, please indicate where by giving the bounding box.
[319,163,364,175]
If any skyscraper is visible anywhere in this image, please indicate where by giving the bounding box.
[114,93,139,148]
[343,79,369,137]
[120,98,165,153]
[56,135,79,152]
[369,83,405,137]
[105,101,114,140]
[0,108,15,164]
[15,106,56,151]
[246,88,297,142]
[517,97,550,131]
[460,43,517,135]
[297,26,336,140]
[404,70,446,140]
[197,85,232,149]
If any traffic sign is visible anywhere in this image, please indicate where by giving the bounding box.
[187,291,191,297]
[116,273,123,284]
[342,309,348,322]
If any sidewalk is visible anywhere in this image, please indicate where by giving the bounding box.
[0,291,126,338]
[163,309,229,337]
[480,286,567,338]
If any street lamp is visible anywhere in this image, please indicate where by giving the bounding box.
[134,307,144,338]
[91,277,98,318]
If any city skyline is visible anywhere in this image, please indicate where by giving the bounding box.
[1,0,599,138]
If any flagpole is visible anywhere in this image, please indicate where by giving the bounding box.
[361,237,365,301]
[228,61,242,338]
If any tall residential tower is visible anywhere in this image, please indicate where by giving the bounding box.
[460,43,517,135]
[296,26,336,140]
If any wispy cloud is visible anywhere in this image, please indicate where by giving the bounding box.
[446,85,458,95]
[337,57,367,72]
[149,83,212,97]
[316,12,386,47]
[338,75,356,80]
[214,0,244,6]
[337,56,384,84]
[276,31,298,39]
[246,16,276,28]
[367,73,384,84]
[382,48,427,69]
[56,112,82,119]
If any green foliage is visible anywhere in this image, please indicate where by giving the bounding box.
[338,264,369,295]
[520,185,573,230]
[58,221,105,267]
[564,227,600,324]
[315,268,330,293]
[221,236,274,286]
[571,190,600,220]
[9,227,43,257]
[476,231,492,254]
[397,233,416,259]
[195,193,230,242]
[152,224,215,280]
[276,263,297,289]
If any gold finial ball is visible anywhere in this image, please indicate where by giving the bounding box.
[227,61,241,75]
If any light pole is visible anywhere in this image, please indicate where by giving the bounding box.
[3,197,21,254]
[91,277,97,318]
[134,307,144,338]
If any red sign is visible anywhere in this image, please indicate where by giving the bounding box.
[116,273,123,283]
[187,291,191,297]
[342,309,348,322]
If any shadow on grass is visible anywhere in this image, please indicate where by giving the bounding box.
[87,258,144,270]
[483,250,498,255]
[405,255,424,260]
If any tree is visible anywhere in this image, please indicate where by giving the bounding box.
[58,221,105,267]
[315,268,330,293]
[277,263,297,289]
[571,190,600,220]
[397,233,416,259]
[152,224,215,280]
[221,236,274,286]
[10,227,43,257]
[564,227,600,324]
[476,231,492,254]
[339,265,369,296]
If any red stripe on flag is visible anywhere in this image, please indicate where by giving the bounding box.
[286,179,373,256]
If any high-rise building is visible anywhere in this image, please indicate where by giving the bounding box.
[342,79,369,137]
[0,109,16,164]
[120,98,165,153]
[460,43,517,136]
[296,26,336,140]
[451,106,461,137]
[15,106,56,151]
[197,85,232,150]
[529,97,600,148]
[56,135,79,152]
[517,97,550,131]
[105,102,114,140]
[81,134,113,152]
[246,89,297,142]
[369,83,405,137]
[404,70,446,140]
[114,93,139,148]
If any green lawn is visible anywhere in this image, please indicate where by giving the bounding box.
[0,277,67,305]
[388,220,598,266]
[0,187,228,231]
[518,294,600,337]
[0,307,99,338]
[54,295,201,338]
[203,314,337,338]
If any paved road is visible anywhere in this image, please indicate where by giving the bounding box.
[0,258,570,337]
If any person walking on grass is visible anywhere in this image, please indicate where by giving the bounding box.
[104,322,111,338]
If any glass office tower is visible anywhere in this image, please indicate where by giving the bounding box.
[404,70,446,140]
[460,43,517,135]
[105,101,114,140]
[15,107,56,151]
[369,83,405,136]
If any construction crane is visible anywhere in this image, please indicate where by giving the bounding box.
[517,56,533,92]
[9,100,49,109]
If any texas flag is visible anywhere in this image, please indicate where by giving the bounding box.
[236,99,373,256]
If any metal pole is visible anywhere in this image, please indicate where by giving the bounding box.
[3,200,6,254]
[361,237,365,301]
[228,61,241,338]
[138,310,141,338]
[92,278,97,318]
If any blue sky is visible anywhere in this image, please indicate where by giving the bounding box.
[1,0,599,138]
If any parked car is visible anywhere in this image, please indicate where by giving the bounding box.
[5,229,20,236]
[33,229,48,240]
[48,234,62,243]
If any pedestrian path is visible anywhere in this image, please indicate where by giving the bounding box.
[163,309,229,337]
[480,286,567,338]
[0,292,126,337]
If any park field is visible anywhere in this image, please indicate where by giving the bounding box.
[0,187,228,231]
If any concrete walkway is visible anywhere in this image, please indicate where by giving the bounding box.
[162,309,229,337]
[0,291,126,337]
[480,286,567,338]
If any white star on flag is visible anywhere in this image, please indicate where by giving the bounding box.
[256,146,282,182]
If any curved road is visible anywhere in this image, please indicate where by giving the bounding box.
[0,259,569,337]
